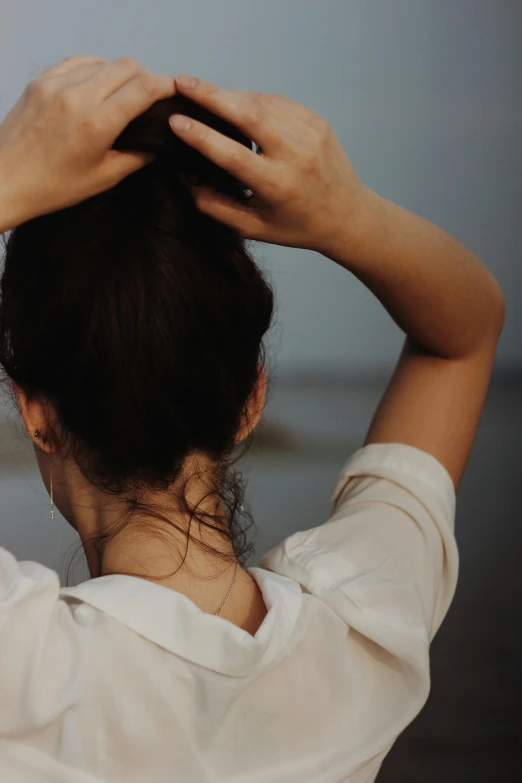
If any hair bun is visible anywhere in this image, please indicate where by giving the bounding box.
[111,92,254,204]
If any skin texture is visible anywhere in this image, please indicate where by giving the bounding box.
[0,55,177,231]
[12,372,268,628]
[0,59,505,628]
[166,73,504,492]
[0,56,270,626]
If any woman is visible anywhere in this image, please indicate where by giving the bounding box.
[0,56,505,783]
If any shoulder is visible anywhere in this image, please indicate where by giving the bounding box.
[0,547,81,732]
[260,442,459,652]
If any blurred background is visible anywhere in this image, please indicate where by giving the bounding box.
[1,2,521,781]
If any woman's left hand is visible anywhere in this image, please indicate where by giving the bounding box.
[0,55,176,231]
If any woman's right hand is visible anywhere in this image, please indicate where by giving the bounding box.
[170,74,370,253]
[170,77,506,502]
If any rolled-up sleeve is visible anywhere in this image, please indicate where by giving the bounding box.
[259,442,459,664]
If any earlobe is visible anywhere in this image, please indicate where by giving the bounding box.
[11,381,55,452]
[242,365,267,441]
[233,367,267,445]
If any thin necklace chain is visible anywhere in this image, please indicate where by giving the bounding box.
[214,561,239,616]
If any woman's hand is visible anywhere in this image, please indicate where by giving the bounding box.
[0,55,176,229]
[170,74,370,253]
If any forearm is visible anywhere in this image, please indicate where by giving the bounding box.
[322,187,505,359]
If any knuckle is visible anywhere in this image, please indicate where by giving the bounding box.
[253,92,275,107]
[136,70,160,94]
[298,147,317,173]
[229,145,247,166]
[278,177,299,201]
[308,115,331,142]
[244,103,265,126]
[309,123,329,148]
[318,117,331,137]
[266,167,295,198]
[25,78,50,99]
[54,88,80,114]
[116,55,141,72]
[206,83,222,101]
[80,114,99,135]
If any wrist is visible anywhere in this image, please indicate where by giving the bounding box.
[0,159,34,232]
[315,185,384,269]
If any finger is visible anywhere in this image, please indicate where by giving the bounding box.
[97,149,157,187]
[174,75,285,155]
[99,70,176,132]
[226,91,303,141]
[236,89,323,131]
[169,114,269,192]
[190,187,268,240]
[80,55,154,101]
[34,55,111,80]
[42,61,111,90]
[60,55,152,101]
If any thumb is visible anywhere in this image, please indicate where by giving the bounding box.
[190,186,267,240]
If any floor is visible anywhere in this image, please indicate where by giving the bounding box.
[0,372,520,781]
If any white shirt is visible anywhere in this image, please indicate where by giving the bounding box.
[0,442,458,783]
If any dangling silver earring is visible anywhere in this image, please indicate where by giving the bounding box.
[49,457,54,520]
[35,429,54,520]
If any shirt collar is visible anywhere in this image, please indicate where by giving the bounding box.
[59,567,303,677]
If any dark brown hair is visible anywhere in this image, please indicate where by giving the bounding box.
[0,92,275,580]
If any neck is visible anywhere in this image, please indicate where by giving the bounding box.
[92,513,235,580]
[55,450,237,589]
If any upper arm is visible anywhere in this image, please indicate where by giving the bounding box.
[364,333,501,491]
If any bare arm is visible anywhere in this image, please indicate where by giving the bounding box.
[1,63,501,493]
[321,187,506,491]
[162,76,505,493]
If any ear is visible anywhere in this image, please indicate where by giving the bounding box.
[234,365,268,444]
[11,381,57,453]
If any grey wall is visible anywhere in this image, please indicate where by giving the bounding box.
[1,8,520,776]
[1,1,520,375]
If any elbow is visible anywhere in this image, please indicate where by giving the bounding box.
[471,280,506,357]
[490,281,506,340]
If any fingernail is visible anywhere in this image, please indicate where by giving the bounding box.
[170,115,191,132]
[176,74,197,88]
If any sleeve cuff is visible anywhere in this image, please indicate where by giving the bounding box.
[330,442,457,525]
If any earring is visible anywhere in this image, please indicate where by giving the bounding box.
[34,429,54,520]
[49,459,54,520]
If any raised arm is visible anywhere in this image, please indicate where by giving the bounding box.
[320,188,505,490]
[0,63,504,494]
[167,74,505,493]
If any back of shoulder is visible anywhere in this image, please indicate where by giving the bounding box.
[259,442,459,657]
[0,547,80,733]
